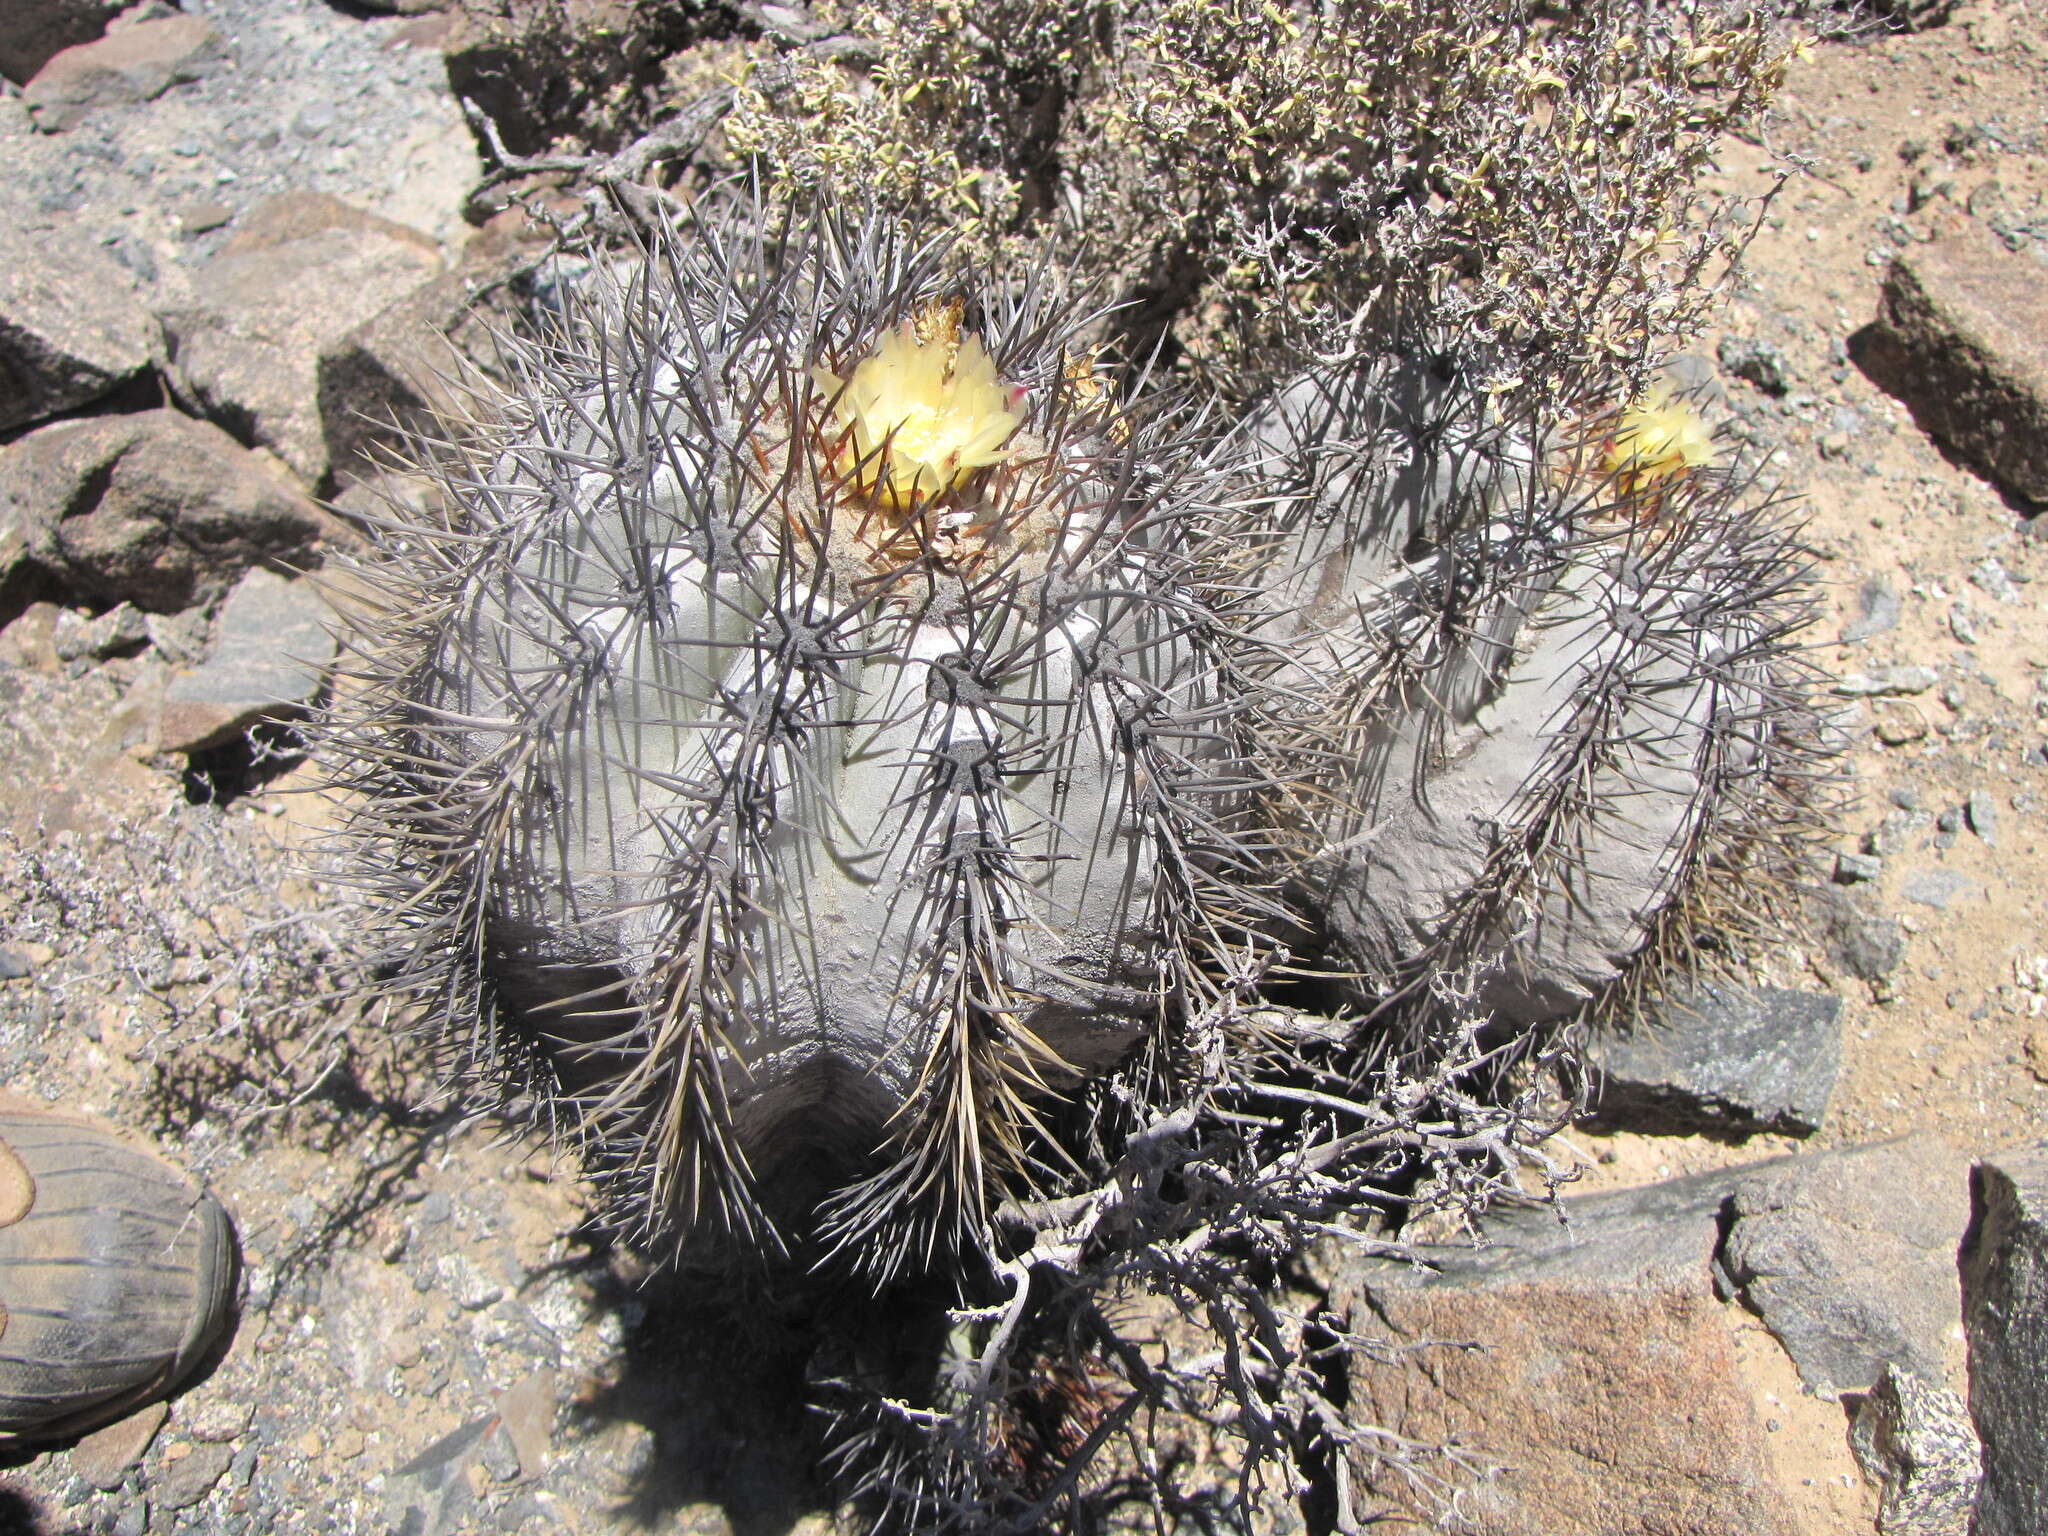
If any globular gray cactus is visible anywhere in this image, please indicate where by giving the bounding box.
[1249,360,1825,1034]
[326,201,1284,1274]
[325,194,1825,1291]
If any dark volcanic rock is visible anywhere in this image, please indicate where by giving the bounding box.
[1857,231,2048,505]
[0,409,339,612]
[1819,888,1907,981]
[1959,1144,2048,1536]
[1586,984,1842,1137]
[0,224,158,431]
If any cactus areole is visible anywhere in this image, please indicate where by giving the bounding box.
[328,202,1824,1281]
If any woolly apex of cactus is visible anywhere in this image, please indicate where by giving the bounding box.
[318,193,1287,1281]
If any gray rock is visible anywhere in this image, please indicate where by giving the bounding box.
[22,15,224,133]
[1967,790,1998,848]
[1844,575,1904,643]
[1722,1133,1971,1398]
[0,409,337,613]
[159,569,337,753]
[1848,1364,1980,1536]
[1902,868,1973,910]
[1959,1144,2048,1536]
[1719,334,1791,396]
[155,1439,234,1512]
[1819,889,1907,981]
[52,601,149,663]
[0,224,158,431]
[1585,985,1842,1138]
[1838,850,1884,883]
[162,194,443,489]
[1858,231,2048,505]
[0,0,125,84]
[1835,666,1940,698]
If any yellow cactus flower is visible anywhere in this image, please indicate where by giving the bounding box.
[1603,384,1714,499]
[814,307,1021,508]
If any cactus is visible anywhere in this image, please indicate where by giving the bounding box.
[325,200,1286,1274]
[325,187,1827,1288]
[1249,359,1827,1036]
[319,183,1833,1525]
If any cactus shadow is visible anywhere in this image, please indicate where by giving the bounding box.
[568,1268,844,1535]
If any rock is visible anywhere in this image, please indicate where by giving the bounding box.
[1818,890,1906,981]
[317,215,541,486]
[158,569,338,753]
[1848,1364,1980,1536]
[51,601,148,663]
[0,0,125,84]
[1843,575,1903,643]
[1331,1171,1810,1536]
[1721,1133,1971,1399]
[66,1401,166,1491]
[162,194,444,489]
[22,15,225,133]
[1958,1144,2048,1536]
[0,223,158,431]
[1584,985,1842,1138]
[1966,790,1998,848]
[0,410,337,613]
[1836,850,1884,884]
[1858,232,2048,505]
[1834,666,1940,698]
[1901,869,1973,911]
[1719,334,1791,396]
[155,1439,235,1512]
[492,1369,557,1483]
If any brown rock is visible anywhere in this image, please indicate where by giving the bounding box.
[162,194,443,489]
[0,224,158,431]
[317,214,542,486]
[0,0,125,85]
[67,1401,167,1491]
[1330,1174,1804,1536]
[0,409,340,612]
[23,15,224,133]
[1860,231,2048,505]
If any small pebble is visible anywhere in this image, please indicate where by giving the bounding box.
[1967,789,1997,847]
